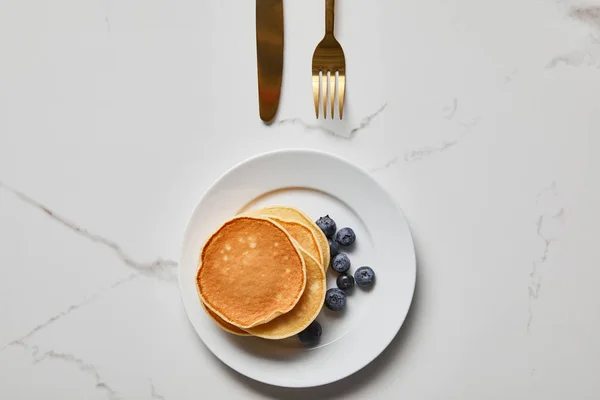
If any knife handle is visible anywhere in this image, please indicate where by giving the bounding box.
[325,0,335,35]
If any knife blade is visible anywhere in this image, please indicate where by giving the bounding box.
[256,0,284,122]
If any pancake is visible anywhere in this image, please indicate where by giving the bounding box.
[243,206,330,270]
[197,216,306,329]
[202,302,250,336]
[244,210,322,266]
[245,248,326,339]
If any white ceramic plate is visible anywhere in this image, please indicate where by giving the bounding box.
[179,149,416,388]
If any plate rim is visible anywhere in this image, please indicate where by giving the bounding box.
[178,148,416,388]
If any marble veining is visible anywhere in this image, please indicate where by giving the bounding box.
[278,103,387,140]
[404,116,480,162]
[0,180,178,390]
[548,5,600,68]
[528,182,565,332]
[571,5,600,26]
[150,381,167,400]
[0,273,137,353]
[442,98,458,120]
[370,156,400,173]
[0,181,177,399]
[0,181,178,283]
[503,68,519,84]
[102,0,111,33]
[2,0,600,397]
[14,342,122,400]
[370,99,480,168]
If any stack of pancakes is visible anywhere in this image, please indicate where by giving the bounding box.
[196,206,329,339]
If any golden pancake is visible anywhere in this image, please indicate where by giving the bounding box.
[202,245,324,338]
[244,210,322,266]
[202,302,250,336]
[245,248,326,339]
[244,206,330,270]
[197,216,306,329]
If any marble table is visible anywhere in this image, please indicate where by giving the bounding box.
[1,0,599,398]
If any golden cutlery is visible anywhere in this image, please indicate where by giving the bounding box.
[256,0,284,123]
[312,0,346,119]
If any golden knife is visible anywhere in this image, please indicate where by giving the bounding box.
[256,0,284,123]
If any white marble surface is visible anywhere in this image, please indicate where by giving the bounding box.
[1,0,600,398]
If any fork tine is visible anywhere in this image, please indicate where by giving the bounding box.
[323,71,328,119]
[312,69,320,118]
[337,71,345,119]
[329,70,336,119]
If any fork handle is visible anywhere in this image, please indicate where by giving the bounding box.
[325,0,335,35]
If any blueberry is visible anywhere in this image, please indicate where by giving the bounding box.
[298,320,322,345]
[335,227,356,246]
[331,253,350,273]
[354,266,375,287]
[316,215,337,238]
[336,273,355,291]
[325,288,347,311]
[328,237,340,258]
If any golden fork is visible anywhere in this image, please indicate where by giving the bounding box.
[312,0,346,119]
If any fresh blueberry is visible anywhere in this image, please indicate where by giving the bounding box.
[328,237,340,258]
[331,253,351,273]
[354,266,375,287]
[316,215,337,238]
[325,288,347,311]
[298,320,322,345]
[336,273,355,291]
[335,227,356,246]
